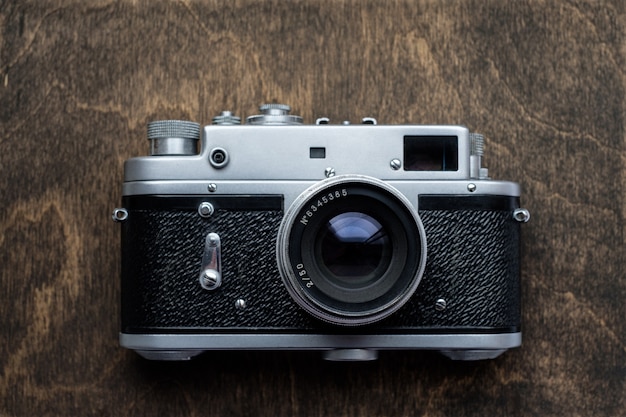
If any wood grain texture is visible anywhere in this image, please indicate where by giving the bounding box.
[1,0,625,415]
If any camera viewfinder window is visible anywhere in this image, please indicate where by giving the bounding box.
[403,136,458,171]
[310,147,326,159]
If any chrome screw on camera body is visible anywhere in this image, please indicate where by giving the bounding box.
[198,202,214,218]
[513,208,531,223]
[201,270,221,290]
[390,158,402,170]
[112,208,128,222]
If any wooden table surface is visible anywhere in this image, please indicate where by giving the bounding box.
[1,1,624,415]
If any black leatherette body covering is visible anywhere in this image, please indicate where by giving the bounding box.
[121,196,521,333]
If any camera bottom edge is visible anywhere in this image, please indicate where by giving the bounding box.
[119,332,521,362]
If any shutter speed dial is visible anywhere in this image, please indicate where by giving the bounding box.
[246,104,303,125]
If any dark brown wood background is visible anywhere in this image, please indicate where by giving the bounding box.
[1,0,624,415]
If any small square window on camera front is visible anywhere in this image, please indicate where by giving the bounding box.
[310,147,326,159]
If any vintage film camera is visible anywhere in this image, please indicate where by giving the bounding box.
[113,104,530,361]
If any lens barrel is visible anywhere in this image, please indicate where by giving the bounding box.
[277,175,427,326]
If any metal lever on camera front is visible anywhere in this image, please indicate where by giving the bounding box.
[199,233,222,290]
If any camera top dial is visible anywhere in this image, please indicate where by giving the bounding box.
[246,104,303,125]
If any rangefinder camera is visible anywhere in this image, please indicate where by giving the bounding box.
[113,104,530,361]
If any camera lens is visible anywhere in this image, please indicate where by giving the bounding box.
[318,212,390,281]
[277,175,427,326]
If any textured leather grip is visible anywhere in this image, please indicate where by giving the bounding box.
[120,198,521,333]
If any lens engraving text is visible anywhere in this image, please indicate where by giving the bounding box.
[299,188,348,225]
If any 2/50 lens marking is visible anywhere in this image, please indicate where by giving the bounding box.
[296,263,314,287]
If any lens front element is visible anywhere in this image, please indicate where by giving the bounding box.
[319,212,390,280]
[277,175,427,326]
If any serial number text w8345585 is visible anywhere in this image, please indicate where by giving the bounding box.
[299,188,348,226]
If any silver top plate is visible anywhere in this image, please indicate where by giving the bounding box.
[124,125,473,182]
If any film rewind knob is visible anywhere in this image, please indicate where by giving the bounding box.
[147,120,200,156]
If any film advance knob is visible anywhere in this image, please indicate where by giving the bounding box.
[147,120,200,156]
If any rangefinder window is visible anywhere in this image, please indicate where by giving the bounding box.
[403,136,458,171]
[309,147,326,159]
